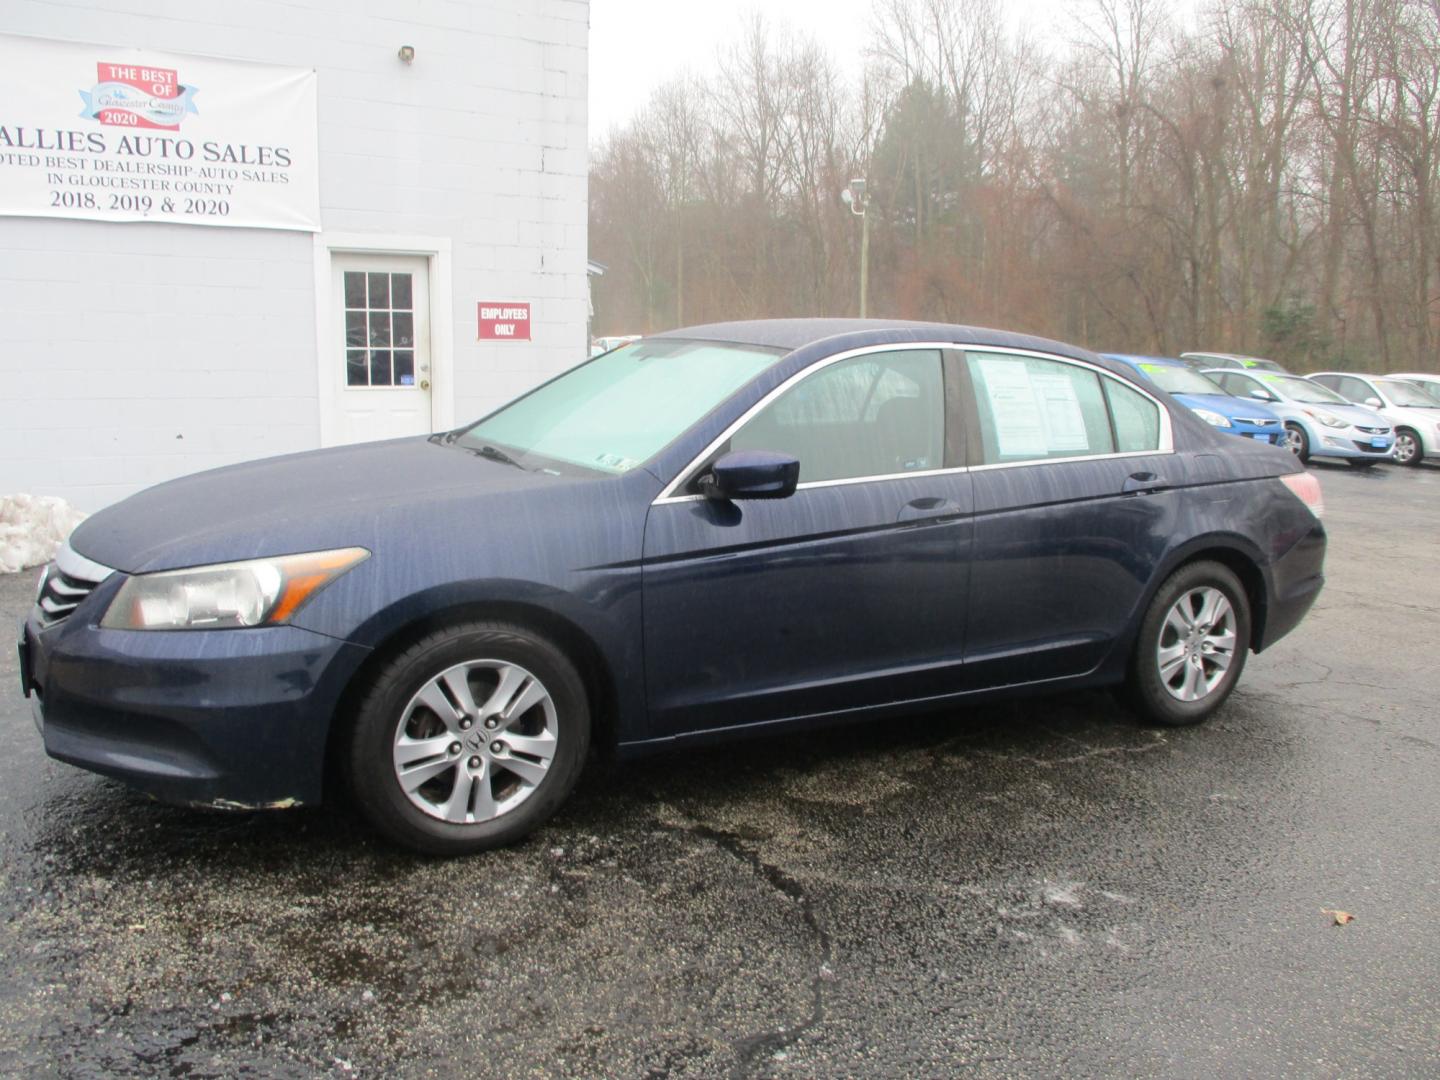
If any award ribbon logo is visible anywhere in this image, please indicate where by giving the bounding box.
[79,62,199,130]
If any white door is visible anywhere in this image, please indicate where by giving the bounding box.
[331,253,433,444]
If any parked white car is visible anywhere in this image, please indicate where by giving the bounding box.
[1306,372,1440,466]
[1387,372,1440,405]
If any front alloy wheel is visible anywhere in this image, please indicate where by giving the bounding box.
[393,660,559,824]
[1125,560,1251,726]
[347,622,589,855]
[1393,429,1422,466]
[1281,423,1309,461]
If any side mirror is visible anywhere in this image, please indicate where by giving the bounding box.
[699,450,800,501]
[1248,389,1274,401]
[1365,396,1383,408]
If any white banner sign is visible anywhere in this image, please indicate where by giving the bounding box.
[0,33,319,231]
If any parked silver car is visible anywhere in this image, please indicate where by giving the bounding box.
[1205,369,1393,467]
[1306,372,1440,466]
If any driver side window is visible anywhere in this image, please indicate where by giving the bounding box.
[728,350,946,484]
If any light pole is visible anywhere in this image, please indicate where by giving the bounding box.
[840,178,870,318]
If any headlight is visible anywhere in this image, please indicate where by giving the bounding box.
[101,548,369,630]
[1303,408,1346,429]
[1192,408,1232,428]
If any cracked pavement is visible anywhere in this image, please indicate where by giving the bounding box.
[2,461,1439,1077]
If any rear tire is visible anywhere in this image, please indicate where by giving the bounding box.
[344,621,590,855]
[1124,561,1251,727]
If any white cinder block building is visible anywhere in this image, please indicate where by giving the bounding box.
[0,0,589,511]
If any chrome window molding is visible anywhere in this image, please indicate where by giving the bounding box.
[652,342,1175,506]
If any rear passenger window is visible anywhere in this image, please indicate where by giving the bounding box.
[1104,379,1161,452]
[967,353,1115,464]
[730,349,945,483]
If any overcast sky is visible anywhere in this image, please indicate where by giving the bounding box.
[587,0,1199,138]
[588,0,880,138]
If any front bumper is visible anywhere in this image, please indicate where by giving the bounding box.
[1311,430,1395,459]
[1225,421,1284,445]
[20,601,370,808]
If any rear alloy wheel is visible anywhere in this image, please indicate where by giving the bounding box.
[1281,423,1309,462]
[346,622,590,855]
[1393,428,1422,467]
[1125,560,1250,726]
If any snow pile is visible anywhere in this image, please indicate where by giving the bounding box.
[0,495,88,574]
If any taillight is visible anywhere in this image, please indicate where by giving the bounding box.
[1280,471,1324,518]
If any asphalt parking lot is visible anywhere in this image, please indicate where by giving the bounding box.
[2,462,1438,1078]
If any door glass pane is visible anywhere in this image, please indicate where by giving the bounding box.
[345,311,367,347]
[367,272,389,308]
[394,350,415,385]
[1104,379,1161,452]
[369,350,392,386]
[392,311,414,347]
[967,353,1115,464]
[730,350,945,483]
[391,273,413,310]
[369,311,391,347]
[346,349,369,386]
[343,271,366,308]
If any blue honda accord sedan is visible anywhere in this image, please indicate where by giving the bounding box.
[18,320,1326,854]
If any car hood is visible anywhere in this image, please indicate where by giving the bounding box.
[69,437,607,574]
[1173,393,1280,421]
[1302,402,1391,427]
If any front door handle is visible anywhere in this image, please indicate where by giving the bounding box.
[1122,472,1169,495]
[897,497,961,523]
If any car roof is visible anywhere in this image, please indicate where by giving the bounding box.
[1182,351,1254,361]
[651,318,1103,365]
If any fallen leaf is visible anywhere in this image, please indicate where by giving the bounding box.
[1321,909,1355,926]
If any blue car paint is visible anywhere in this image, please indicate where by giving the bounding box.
[1104,354,1285,444]
[20,320,1326,809]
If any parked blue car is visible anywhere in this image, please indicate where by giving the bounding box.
[20,321,1327,854]
[1104,354,1286,445]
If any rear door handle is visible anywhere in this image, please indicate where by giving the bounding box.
[1122,472,1169,495]
[897,497,961,523]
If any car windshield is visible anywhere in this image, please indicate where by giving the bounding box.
[1262,374,1347,404]
[1139,363,1224,396]
[1377,379,1439,407]
[1406,380,1440,403]
[455,338,786,472]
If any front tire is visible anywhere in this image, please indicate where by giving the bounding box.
[1394,428,1423,467]
[1125,561,1251,727]
[1281,423,1309,462]
[345,622,591,855]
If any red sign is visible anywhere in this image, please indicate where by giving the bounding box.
[477,302,531,341]
[89,62,192,130]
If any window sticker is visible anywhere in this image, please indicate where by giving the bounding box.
[976,358,1048,457]
[1030,371,1091,452]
